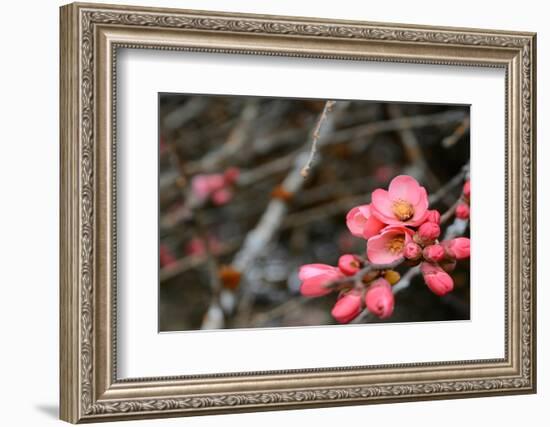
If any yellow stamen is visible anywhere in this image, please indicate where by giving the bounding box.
[387,236,405,255]
[392,199,414,221]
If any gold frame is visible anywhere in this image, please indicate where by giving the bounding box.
[60,2,537,423]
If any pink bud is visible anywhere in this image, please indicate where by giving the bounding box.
[211,188,233,205]
[331,291,362,324]
[455,203,470,220]
[191,175,213,201]
[224,167,241,184]
[338,254,361,276]
[404,242,422,260]
[420,262,454,296]
[191,174,226,201]
[463,180,471,198]
[299,264,342,297]
[418,221,441,242]
[365,278,394,319]
[423,244,445,262]
[425,209,441,224]
[447,237,471,260]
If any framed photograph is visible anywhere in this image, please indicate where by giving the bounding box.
[60,2,537,423]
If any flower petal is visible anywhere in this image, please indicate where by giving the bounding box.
[346,206,367,237]
[366,231,402,264]
[388,175,422,204]
[298,264,337,281]
[371,189,395,220]
[407,187,429,225]
[362,216,385,239]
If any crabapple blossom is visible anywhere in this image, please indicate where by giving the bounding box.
[425,209,441,224]
[370,175,429,226]
[455,203,470,219]
[463,180,471,198]
[346,204,385,239]
[403,242,422,261]
[423,244,445,263]
[338,254,361,276]
[298,264,344,297]
[365,278,395,319]
[421,262,454,296]
[445,237,471,260]
[211,188,233,206]
[417,221,441,242]
[367,225,414,264]
[223,167,241,184]
[190,167,240,205]
[331,290,362,323]
[191,174,225,200]
[297,174,471,322]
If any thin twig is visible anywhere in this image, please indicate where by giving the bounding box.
[442,116,470,148]
[300,100,336,177]
[325,257,405,290]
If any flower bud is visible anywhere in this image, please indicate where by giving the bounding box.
[425,209,441,224]
[299,264,343,297]
[446,237,471,260]
[418,221,441,242]
[212,188,233,205]
[423,244,445,263]
[404,242,422,260]
[365,278,394,319]
[331,291,362,323]
[383,270,401,285]
[223,167,241,184]
[338,254,361,276]
[463,180,471,198]
[455,203,470,220]
[420,262,454,296]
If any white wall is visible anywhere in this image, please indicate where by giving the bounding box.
[0,0,545,425]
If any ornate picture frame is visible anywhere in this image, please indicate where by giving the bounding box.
[60,2,536,423]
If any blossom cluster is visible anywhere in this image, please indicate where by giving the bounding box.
[299,175,470,324]
[191,167,240,205]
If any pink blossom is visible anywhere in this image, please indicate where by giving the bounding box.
[403,242,422,260]
[421,262,454,296]
[346,204,385,239]
[191,174,226,201]
[418,221,441,242]
[338,254,361,276]
[365,278,394,319]
[223,167,241,184]
[425,209,441,224]
[299,264,343,297]
[185,236,222,257]
[331,290,362,323]
[455,203,470,219]
[366,225,413,264]
[423,244,445,263]
[371,175,429,226]
[463,180,471,198]
[445,237,470,260]
[212,188,233,205]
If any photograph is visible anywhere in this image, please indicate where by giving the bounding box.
[57,3,536,422]
[158,94,471,331]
